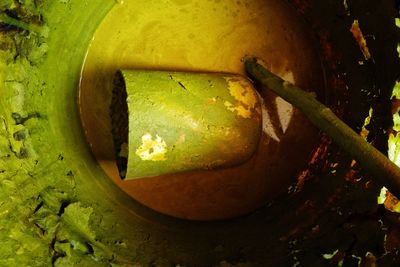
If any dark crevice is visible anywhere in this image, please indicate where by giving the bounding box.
[0,22,23,32]
[3,3,45,26]
[51,251,66,266]
[111,71,128,179]
[178,81,188,91]
[344,236,357,256]
[8,143,18,157]
[11,112,41,125]
[85,242,94,255]
[169,74,189,91]
[4,9,20,20]
[51,236,66,267]
[33,201,44,213]
[18,147,29,159]
[34,222,45,235]
[58,200,72,216]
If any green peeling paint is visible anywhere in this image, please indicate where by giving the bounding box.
[115,70,262,179]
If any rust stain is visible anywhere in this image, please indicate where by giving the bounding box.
[391,99,400,114]
[384,191,400,212]
[350,20,372,60]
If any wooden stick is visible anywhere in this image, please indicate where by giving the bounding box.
[244,57,400,197]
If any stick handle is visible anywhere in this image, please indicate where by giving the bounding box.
[244,57,400,197]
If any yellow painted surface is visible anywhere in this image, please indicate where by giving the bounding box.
[135,134,167,161]
[79,0,325,220]
[223,77,258,119]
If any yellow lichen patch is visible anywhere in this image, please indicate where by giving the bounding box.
[135,133,167,161]
[224,77,259,119]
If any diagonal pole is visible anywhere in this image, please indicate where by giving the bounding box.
[244,57,400,197]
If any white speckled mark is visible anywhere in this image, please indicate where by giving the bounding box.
[136,133,167,161]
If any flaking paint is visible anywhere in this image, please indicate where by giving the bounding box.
[135,133,167,161]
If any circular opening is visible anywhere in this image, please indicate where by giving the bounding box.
[79,0,326,220]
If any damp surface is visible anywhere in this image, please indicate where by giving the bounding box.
[79,0,325,220]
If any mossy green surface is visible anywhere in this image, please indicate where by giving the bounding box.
[0,1,138,265]
[0,1,264,266]
[0,1,194,266]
